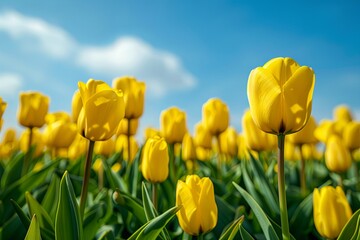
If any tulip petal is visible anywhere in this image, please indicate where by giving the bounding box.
[198,178,217,234]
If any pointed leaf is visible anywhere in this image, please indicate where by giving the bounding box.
[142,182,157,221]
[26,191,54,231]
[219,215,244,240]
[25,214,41,240]
[240,225,255,240]
[338,208,360,240]
[41,174,60,219]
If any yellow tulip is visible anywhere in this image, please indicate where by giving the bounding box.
[219,127,238,157]
[301,143,321,161]
[313,186,352,239]
[116,118,139,136]
[242,110,277,152]
[288,116,317,145]
[111,162,122,172]
[115,135,139,162]
[247,57,315,135]
[0,97,6,131]
[160,107,187,144]
[196,147,211,161]
[343,121,360,151]
[333,105,353,123]
[144,127,161,141]
[194,121,212,149]
[94,138,115,157]
[17,91,49,128]
[0,128,18,159]
[68,134,88,161]
[141,136,169,183]
[77,79,125,141]
[112,76,146,119]
[202,98,229,136]
[71,90,83,123]
[325,134,352,173]
[19,128,45,157]
[284,140,300,161]
[2,128,17,144]
[182,133,197,161]
[314,120,337,144]
[176,175,218,236]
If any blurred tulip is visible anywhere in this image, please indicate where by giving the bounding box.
[202,98,229,136]
[20,128,44,157]
[247,57,315,135]
[111,162,121,172]
[112,76,146,119]
[71,90,83,123]
[2,128,17,144]
[92,158,103,173]
[160,107,187,144]
[94,138,115,157]
[176,175,218,236]
[242,110,277,152]
[141,136,169,183]
[343,121,360,151]
[284,140,300,161]
[17,91,49,128]
[194,121,212,149]
[219,127,238,157]
[0,97,7,131]
[301,143,321,160]
[314,120,337,144]
[46,111,71,124]
[116,118,139,136]
[325,134,352,173]
[288,116,318,145]
[68,134,88,161]
[77,79,125,141]
[313,186,352,239]
[144,127,161,141]
[333,105,353,123]
[115,135,139,162]
[237,134,247,160]
[196,147,211,161]
[0,128,18,159]
[182,133,196,161]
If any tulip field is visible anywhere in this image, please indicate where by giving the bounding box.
[0,57,360,240]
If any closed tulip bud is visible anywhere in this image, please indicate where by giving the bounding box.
[116,118,139,136]
[194,122,212,149]
[20,128,44,157]
[196,147,211,161]
[160,107,187,144]
[17,91,49,128]
[44,119,77,149]
[141,136,169,183]
[202,98,229,136]
[285,140,300,161]
[313,186,352,239]
[247,57,315,135]
[314,120,337,144]
[0,97,6,131]
[182,133,196,161]
[2,128,16,144]
[242,110,277,152]
[113,76,146,119]
[115,135,139,162]
[343,121,360,151]
[68,134,87,160]
[46,111,71,124]
[176,175,218,236]
[301,143,321,160]
[77,79,125,141]
[144,127,161,141]
[288,116,318,145]
[94,138,115,157]
[71,90,83,123]
[325,134,352,173]
[333,105,353,123]
[219,127,238,157]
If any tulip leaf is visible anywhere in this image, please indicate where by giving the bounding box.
[25,214,41,240]
[289,192,313,238]
[25,191,54,231]
[41,174,60,219]
[128,205,180,240]
[141,182,158,221]
[1,152,24,190]
[213,195,236,237]
[232,182,279,240]
[338,208,360,240]
[240,225,255,240]
[10,199,30,229]
[55,171,83,240]
[219,215,244,240]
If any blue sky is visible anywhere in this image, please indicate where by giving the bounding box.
[0,1,359,139]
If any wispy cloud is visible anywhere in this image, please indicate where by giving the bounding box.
[77,37,196,96]
[0,10,76,58]
[0,73,23,97]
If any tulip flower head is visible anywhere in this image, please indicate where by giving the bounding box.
[17,91,49,128]
[247,57,315,135]
[325,134,352,173]
[116,118,139,136]
[182,133,197,161]
[333,105,353,123]
[77,79,125,141]
[343,121,360,151]
[313,186,352,239]
[176,175,218,236]
[202,98,229,136]
[194,121,212,149]
[160,106,187,144]
[0,97,6,131]
[94,138,115,157]
[288,116,318,145]
[71,90,83,123]
[115,134,139,162]
[219,127,238,157]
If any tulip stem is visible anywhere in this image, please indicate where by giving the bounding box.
[277,134,290,240]
[169,143,176,181]
[351,152,359,190]
[298,145,307,195]
[80,140,95,220]
[216,134,222,179]
[127,118,132,163]
[22,127,33,176]
[152,183,158,210]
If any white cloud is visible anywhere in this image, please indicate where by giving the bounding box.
[0,10,76,58]
[0,73,23,97]
[77,36,196,96]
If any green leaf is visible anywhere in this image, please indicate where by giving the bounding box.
[25,215,41,240]
[338,208,360,240]
[232,182,279,240]
[1,152,24,189]
[213,195,236,238]
[55,171,83,240]
[26,191,54,231]
[41,174,60,219]
[128,205,181,240]
[289,192,313,238]
[10,199,30,229]
[240,225,255,240]
[142,182,157,221]
[219,215,244,240]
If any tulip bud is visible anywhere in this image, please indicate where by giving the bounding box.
[94,138,115,157]
[202,98,229,136]
[115,135,139,162]
[325,134,352,173]
[144,127,161,141]
[288,116,318,145]
[0,97,7,131]
[160,107,187,144]
[77,79,125,141]
[333,105,353,123]
[194,122,212,149]
[71,90,83,123]
[141,136,169,183]
[112,76,146,119]
[68,134,87,161]
[17,91,49,128]
[313,186,352,239]
[247,57,315,135]
[182,133,196,161]
[19,128,45,157]
[116,118,139,136]
[176,175,218,236]
[219,127,238,157]
[314,120,337,144]
[343,121,360,151]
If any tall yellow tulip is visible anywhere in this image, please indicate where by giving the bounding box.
[112,76,146,119]
[160,107,187,144]
[0,97,6,131]
[176,175,218,236]
[325,134,352,173]
[71,90,83,123]
[194,121,212,149]
[17,91,49,128]
[202,98,229,136]
[77,79,125,141]
[219,127,238,158]
[141,136,169,183]
[247,57,315,135]
[313,186,352,239]
[343,121,360,151]
[182,133,197,161]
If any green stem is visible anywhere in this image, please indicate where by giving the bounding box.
[152,183,158,210]
[79,140,95,220]
[127,118,132,163]
[216,134,222,179]
[22,127,33,176]
[298,144,307,195]
[277,134,290,240]
[351,152,359,190]
[169,143,176,182]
